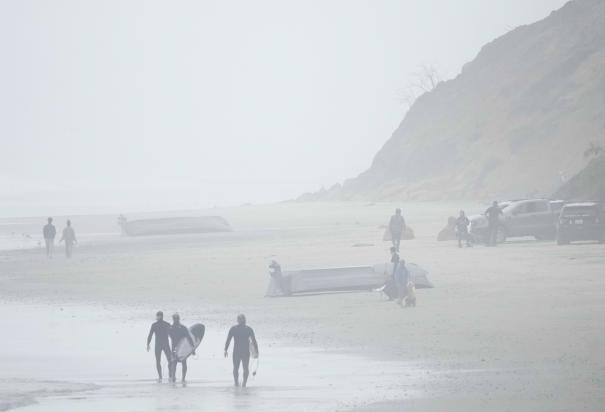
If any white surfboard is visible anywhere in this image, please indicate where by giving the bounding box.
[174,323,205,361]
[249,339,259,359]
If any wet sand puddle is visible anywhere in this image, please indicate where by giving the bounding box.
[1,302,430,412]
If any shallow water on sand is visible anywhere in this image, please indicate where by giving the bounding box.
[0,302,431,412]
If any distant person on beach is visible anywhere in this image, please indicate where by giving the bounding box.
[169,313,195,384]
[395,258,410,306]
[485,201,503,246]
[455,210,472,248]
[224,314,259,388]
[390,247,400,276]
[42,217,56,258]
[59,220,77,258]
[389,208,406,250]
[147,311,172,382]
[382,247,400,301]
[269,260,289,295]
[117,214,128,235]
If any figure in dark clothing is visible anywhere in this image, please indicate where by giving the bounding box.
[382,247,400,301]
[455,211,472,248]
[388,208,406,251]
[395,259,410,306]
[59,220,77,258]
[169,313,195,384]
[485,201,504,246]
[147,311,171,382]
[224,314,259,388]
[269,260,289,295]
[42,217,56,258]
[390,247,400,277]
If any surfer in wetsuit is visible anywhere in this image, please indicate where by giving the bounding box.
[147,311,171,382]
[169,313,196,384]
[224,314,259,388]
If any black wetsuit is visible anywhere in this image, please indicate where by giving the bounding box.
[485,206,503,246]
[147,320,171,379]
[169,323,195,381]
[225,324,258,385]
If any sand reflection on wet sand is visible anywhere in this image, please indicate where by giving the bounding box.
[1,302,430,412]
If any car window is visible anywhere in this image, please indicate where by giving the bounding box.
[510,204,525,214]
[533,202,548,213]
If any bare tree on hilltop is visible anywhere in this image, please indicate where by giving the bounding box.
[584,141,604,159]
[398,64,443,108]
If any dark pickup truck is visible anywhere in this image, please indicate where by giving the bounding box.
[470,199,560,243]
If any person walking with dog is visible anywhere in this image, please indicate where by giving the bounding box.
[395,258,410,306]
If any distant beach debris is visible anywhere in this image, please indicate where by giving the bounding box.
[119,216,232,237]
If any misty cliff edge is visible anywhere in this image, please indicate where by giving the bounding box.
[300,0,605,202]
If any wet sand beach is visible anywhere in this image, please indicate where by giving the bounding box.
[1,202,605,411]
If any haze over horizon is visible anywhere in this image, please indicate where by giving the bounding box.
[1,0,567,217]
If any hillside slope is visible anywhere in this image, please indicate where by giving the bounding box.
[554,155,605,201]
[302,0,605,201]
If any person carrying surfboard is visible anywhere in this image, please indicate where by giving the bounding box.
[169,313,196,384]
[224,314,259,388]
[146,311,171,382]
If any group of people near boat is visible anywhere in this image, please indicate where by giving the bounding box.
[147,311,259,388]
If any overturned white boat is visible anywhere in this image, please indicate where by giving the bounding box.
[121,216,232,236]
[266,262,433,297]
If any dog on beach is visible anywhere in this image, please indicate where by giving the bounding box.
[405,281,416,307]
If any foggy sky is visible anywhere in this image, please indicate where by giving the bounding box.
[0,0,568,216]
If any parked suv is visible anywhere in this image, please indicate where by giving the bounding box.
[470,199,557,243]
[557,202,605,245]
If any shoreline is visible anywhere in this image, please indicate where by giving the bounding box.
[0,300,433,412]
[1,202,604,411]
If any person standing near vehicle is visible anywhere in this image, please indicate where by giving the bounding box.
[389,208,406,251]
[455,210,472,248]
[224,314,259,388]
[59,220,77,258]
[485,201,503,246]
[42,217,56,258]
